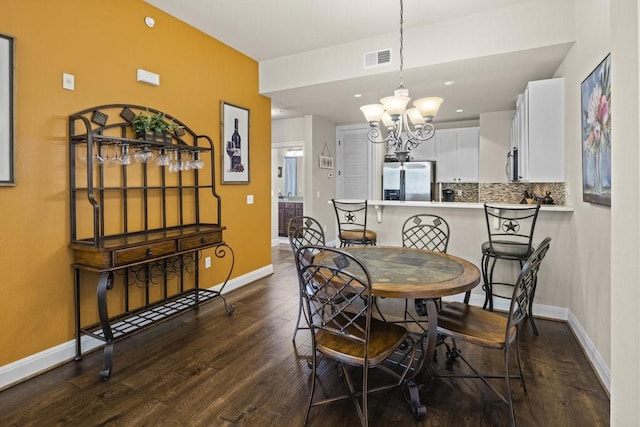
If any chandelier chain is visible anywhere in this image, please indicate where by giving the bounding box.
[399,0,404,89]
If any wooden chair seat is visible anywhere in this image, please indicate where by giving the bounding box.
[316,316,408,366]
[332,199,377,247]
[339,229,377,243]
[481,240,532,259]
[296,245,418,426]
[437,237,552,426]
[437,302,516,349]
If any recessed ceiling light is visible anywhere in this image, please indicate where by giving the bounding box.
[444,81,455,86]
[354,94,363,98]
[456,109,464,113]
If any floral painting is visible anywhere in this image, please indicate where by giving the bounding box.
[581,54,611,206]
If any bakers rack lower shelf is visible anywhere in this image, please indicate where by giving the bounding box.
[73,243,235,380]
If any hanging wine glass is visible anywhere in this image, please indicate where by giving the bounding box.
[169,150,179,173]
[193,151,204,169]
[180,151,191,171]
[157,148,169,167]
[120,144,131,165]
[93,141,104,165]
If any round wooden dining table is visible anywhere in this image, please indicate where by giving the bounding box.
[338,246,480,299]
[333,245,481,416]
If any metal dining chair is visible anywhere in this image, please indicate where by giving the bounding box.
[482,203,541,334]
[295,245,418,426]
[438,237,552,426]
[401,214,453,317]
[287,216,326,342]
[331,199,377,247]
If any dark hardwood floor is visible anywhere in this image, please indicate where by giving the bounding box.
[0,245,609,426]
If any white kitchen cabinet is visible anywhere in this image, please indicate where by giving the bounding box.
[435,127,479,183]
[511,77,565,182]
[409,137,436,161]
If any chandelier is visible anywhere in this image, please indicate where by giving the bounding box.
[360,0,443,163]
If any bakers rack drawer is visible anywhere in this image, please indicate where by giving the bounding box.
[179,231,223,251]
[113,241,176,266]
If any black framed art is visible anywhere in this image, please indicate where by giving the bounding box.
[220,101,250,184]
[0,34,14,185]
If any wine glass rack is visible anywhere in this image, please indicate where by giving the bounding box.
[69,104,234,380]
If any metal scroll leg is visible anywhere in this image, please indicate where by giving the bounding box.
[97,271,115,380]
[215,244,236,315]
[74,268,83,361]
[404,299,437,420]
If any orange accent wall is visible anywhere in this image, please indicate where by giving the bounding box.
[0,1,271,367]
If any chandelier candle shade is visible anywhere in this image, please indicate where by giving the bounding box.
[360,0,443,163]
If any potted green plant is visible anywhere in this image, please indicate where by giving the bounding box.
[131,110,182,143]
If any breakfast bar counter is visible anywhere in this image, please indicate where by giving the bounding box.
[363,200,573,223]
[330,199,574,316]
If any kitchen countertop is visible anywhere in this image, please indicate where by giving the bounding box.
[331,199,573,223]
[365,200,573,212]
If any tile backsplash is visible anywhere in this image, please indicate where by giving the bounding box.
[439,182,566,205]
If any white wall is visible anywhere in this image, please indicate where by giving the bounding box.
[308,115,338,242]
[272,117,304,142]
[610,0,640,423]
[554,0,612,376]
[479,110,514,183]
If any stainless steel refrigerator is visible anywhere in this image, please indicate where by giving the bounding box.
[382,161,436,201]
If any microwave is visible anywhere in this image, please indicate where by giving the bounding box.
[506,148,519,181]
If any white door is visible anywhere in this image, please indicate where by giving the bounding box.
[336,125,373,199]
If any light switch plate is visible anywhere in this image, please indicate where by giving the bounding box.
[247,195,254,204]
[63,73,75,91]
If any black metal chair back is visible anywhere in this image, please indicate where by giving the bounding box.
[402,213,453,314]
[287,216,326,342]
[295,245,416,426]
[288,216,325,254]
[297,246,372,346]
[506,236,552,336]
[402,214,450,253]
[483,203,540,260]
[331,199,377,247]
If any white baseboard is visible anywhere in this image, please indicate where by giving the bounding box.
[442,293,609,393]
[0,264,274,391]
[567,310,611,393]
[208,264,273,294]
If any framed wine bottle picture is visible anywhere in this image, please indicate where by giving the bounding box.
[221,101,250,184]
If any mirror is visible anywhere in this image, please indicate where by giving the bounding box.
[276,146,303,200]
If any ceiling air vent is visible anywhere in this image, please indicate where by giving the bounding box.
[364,48,392,69]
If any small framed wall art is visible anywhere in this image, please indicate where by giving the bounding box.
[318,142,334,170]
[221,101,250,184]
[0,34,15,185]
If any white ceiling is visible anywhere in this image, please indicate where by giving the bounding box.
[145,0,572,125]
